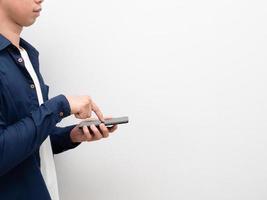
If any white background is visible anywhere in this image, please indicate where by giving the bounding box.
[22,0,267,199]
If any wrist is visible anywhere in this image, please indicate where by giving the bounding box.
[69,129,77,143]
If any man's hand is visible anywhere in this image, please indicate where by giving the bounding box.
[70,116,118,143]
[66,95,105,121]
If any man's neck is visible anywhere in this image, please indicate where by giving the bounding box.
[0,10,23,49]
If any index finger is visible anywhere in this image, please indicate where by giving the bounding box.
[91,101,105,122]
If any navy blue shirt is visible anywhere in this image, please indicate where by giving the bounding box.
[0,34,81,199]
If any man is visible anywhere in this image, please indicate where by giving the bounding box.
[0,0,118,199]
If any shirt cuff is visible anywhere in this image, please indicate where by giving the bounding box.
[61,124,82,149]
[42,94,71,123]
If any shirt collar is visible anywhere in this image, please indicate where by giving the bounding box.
[0,33,39,56]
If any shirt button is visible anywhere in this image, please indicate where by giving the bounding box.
[30,84,35,89]
[59,112,64,117]
[18,58,23,63]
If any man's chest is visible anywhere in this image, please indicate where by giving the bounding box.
[0,51,49,124]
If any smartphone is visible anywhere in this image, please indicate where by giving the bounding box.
[78,116,129,130]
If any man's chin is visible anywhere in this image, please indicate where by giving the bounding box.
[21,19,37,27]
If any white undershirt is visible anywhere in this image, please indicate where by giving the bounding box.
[19,47,60,200]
